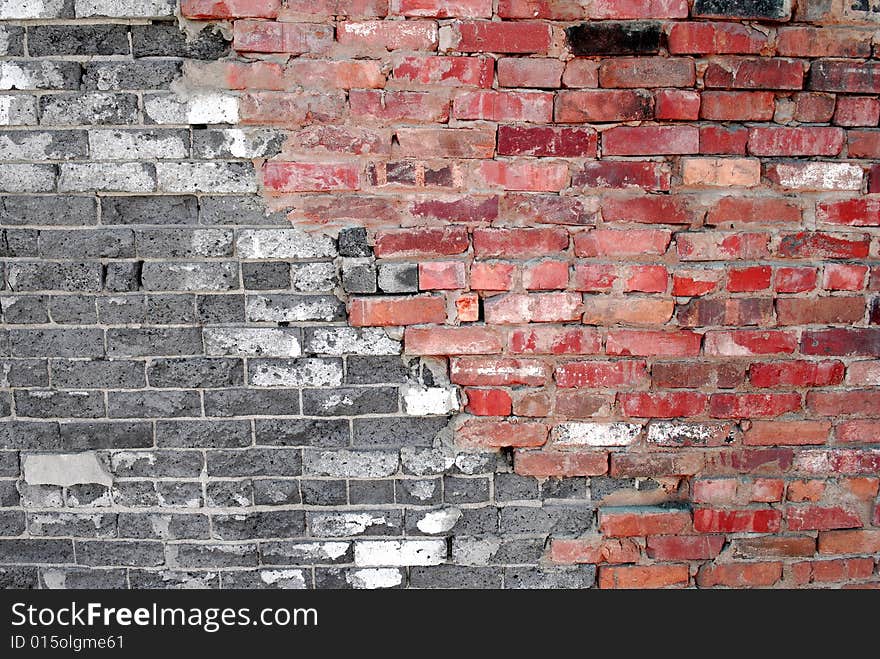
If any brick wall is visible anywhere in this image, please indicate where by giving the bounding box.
[0,0,878,589]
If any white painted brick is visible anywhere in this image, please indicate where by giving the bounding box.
[771,162,863,190]
[415,508,461,534]
[237,229,336,259]
[145,93,239,125]
[256,569,308,588]
[310,512,392,537]
[22,452,112,487]
[250,359,344,388]
[89,129,188,160]
[403,386,459,416]
[354,540,446,567]
[306,327,400,356]
[0,62,71,90]
[346,568,403,589]
[75,0,176,18]
[205,328,302,358]
[157,162,256,193]
[0,0,68,19]
[0,95,38,125]
[551,422,642,447]
[58,162,155,193]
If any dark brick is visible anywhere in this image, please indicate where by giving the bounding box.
[566,22,662,56]
[693,0,793,20]
[131,23,230,59]
[28,25,130,56]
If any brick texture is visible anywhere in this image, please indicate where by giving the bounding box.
[0,0,878,590]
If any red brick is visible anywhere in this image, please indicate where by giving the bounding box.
[727,266,771,292]
[607,330,701,357]
[694,508,782,533]
[522,261,569,290]
[451,20,551,53]
[573,162,670,191]
[350,90,450,123]
[555,392,613,418]
[264,162,359,192]
[700,125,749,154]
[791,558,875,585]
[704,57,804,90]
[571,264,616,292]
[484,292,582,324]
[394,127,495,158]
[836,420,880,444]
[497,58,564,88]
[706,197,802,226]
[787,505,862,532]
[701,448,793,475]
[374,227,469,258]
[281,0,386,17]
[677,232,770,261]
[808,391,880,416]
[809,60,880,94]
[515,450,608,477]
[846,362,880,387]
[599,564,689,589]
[589,0,688,19]
[239,91,346,127]
[555,90,653,123]
[455,293,479,322]
[744,420,832,446]
[574,229,671,257]
[671,270,722,297]
[749,361,845,388]
[611,452,705,477]
[457,419,548,448]
[848,130,880,158]
[651,362,745,390]
[498,126,597,157]
[555,361,648,389]
[801,328,880,356]
[654,89,701,120]
[501,193,601,226]
[676,298,774,327]
[697,562,782,588]
[748,127,845,156]
[233,20,334,53]
[453,90,553,122]
[283,60,386,89]
[349,295,446,326]
[182,0,279,18]
[465,388,512,416]
[646,535,726,561]
[583,297,674,326]
[415,193,501,224]
[601,195,699,225]
[705,330,797,357]
[509,327,602,355]
[766,162,863,192]
[393,55,494,87]
[816,198,880,227]
[391,0,492,17]
[562,59,599,87]
[731,536,816,558]
[625,266,667,293]
[667,21,766,54]
[418,261,466,290]
[793,92,837,123]
[700,91,775,121]
[834,96,880,127]
[476,160,569,192]
[818,529,880,554]
[473,228,568,258]
[823,264,867,291]
[620,392,708,418]
[451,357,552,386]
[603,126,699,156]
[599,508,692,537]
[692,478,784,504]
[777,232,869,260]
[337,19,438,50]
[776,27,873,58]
[787,480,826,502]
[599,58,695,88]
[470,262,514,291]
[775,267,818,293]
[549,537,641,565]
[710,393,802,419]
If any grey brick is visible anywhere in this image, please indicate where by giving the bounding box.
[38,228,135,258]
[112,481,158,507]
[254,479,301,506]
[2,295,48,323]
[260,541,352,566]
[108,390,201,418]
[693,0,792,20]
[51,359,145,389]
[207,448,301,477]
[444,476,490,504]
[59,162,156,193]
[353,417,448,448]
[346,356,415,384]
[0,195,96,226]
[304,449,398,478]
[18,483,64,507]
[0,391,9,417]
[0,61,81,90]
[0,539,74,564]
[205,328,301,358]
[305,327,401,357]
[0,510,24,536]
[204,389,300,417]
[292,262,337,291]
[0,164,56,192]
[504,565,596,589]
[132,23,230,60]
[10,328,103,358]
[1,0,72,19]
[83,60,181,91]
[157,482,203,508]
[0,129,88,161]
[98,294,196,324]
[0,451,19,477]
[0,359,47,387]
[308,510,402,537]
[39,567,127,589]
[0,566,38,588]
[141,262,239,291]
[103,262,141,293]
[0,26,24,56]
[212,511,306,541]
[110,450,203,478]
[65,483,112,507]
[0,95,38,126]
[236,229,336,259]
[249,358,343,388]
[410,565,502,589]
[102,195,198,225]
[28,25,130,56]
[157,162,257,194]
[171,542,258,568]
[255,418,349,447]
[221,569,309,589]
[349,479,395,505]
[6,262,102,291]
[148,358,243,388]
[106,328,202,357]
[27,512,116,538]
[452,507,498,535]
[156,420,251,449]
[200,196,287,226]
[246,294,344,323]
[89,128,189,160]
[378,262,418,293]
[59,421,152,450]
[300,479,346,505]
[338,227,371,257]
[117,513,209,540]
[0,228,38,256]
[395,477,442,505]
[242,262,290,290]
[129,569,219,589]
[342,258,377,294]
[15,390,105,418]
[193,128,283,159]
[495,473,539,502]
[196,294,245,323]
[205,480,251,508]
[40,93,139,126]
[303,387,399,416]
[136,228,233,257]
[541,477,589,501]
[0,421,63,450]
[49,295,98,324]
[76,540,164,566]
[75,0,177,18]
